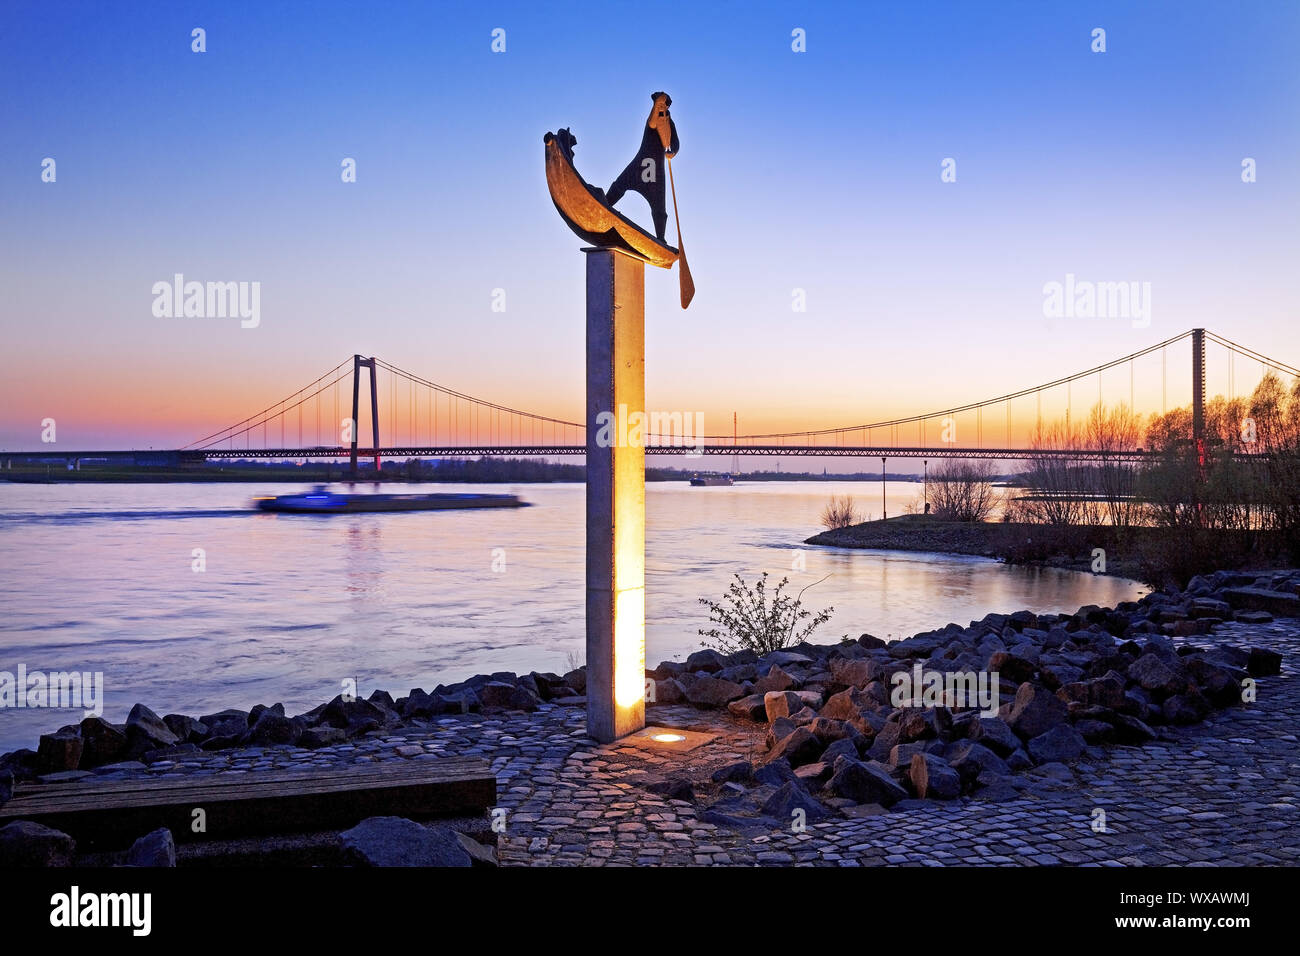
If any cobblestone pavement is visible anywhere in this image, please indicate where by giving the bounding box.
[54,621,1300,866]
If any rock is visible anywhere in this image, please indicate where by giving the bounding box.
[199,708,248,727]
[820,737,860,765]
[1221,587,1300,616]
[945,740,1010,782]
[162,715,207,744]
[806,717,849,744]
[78,717,128,767]
[529,672,570,701]
[454,831,498,866]
[1006,683,1068,740]
[685,649,727,673]
[1073,718,1115,743]
[829,657,883,688]
[125,703,179,754]
[761,780,830,823]
[898,708,938,742]
[1234,610,1273,624]
[684,675,745,708]
[248,710,300,746]
[1027,724,1087,763]
[647,777,695,801]
[819,687,863,721]
[126,828,176,867]
[37,728,83,774]
[761,650,814,668]
[299,726,349,749]
[649,677,686,704]
[0,770,12,806]
[247,703,285,726]
[711,761,754,784]
[1127,653,1187,697]
[1247,647,1283,677]
[1161,693,1208,725]
[987,651,1036,684]
[769,727,824,768]
[340,817,471,867]
[909,753,961,800]
[1108,714,1156,743]
[795,762,832,786]
[888,742,928,770]
[1006,748,1034,771]
[755,757,799,787]
[477,681,539,711]
[727,693,769,721]
[865,720,902,762]
[766,717,797,748]
[753,665,798,694]
[764,690,805,722]
[0,821,76,867]
[969,716,1019,756]
[828,757,908,806]
[858,633,888,649]
[562,667,587,694]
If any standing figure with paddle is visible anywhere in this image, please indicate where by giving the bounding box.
[605,92,679,243]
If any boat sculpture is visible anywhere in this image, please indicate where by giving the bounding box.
[544,92,694,306]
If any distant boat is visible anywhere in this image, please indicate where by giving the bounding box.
[689,474,734,487]
[253,487,526,514]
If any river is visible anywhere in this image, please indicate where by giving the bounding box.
[0,480,1147,752]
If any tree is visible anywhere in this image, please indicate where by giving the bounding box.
[928,459,1000,521]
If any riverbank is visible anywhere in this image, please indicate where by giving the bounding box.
[2,568,1295,866]
[806,515,1287,586]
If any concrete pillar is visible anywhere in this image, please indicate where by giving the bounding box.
[585,248,646,743]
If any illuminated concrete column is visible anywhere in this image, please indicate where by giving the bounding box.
[585,247,646,742]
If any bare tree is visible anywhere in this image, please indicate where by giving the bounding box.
[928,459,1000,521]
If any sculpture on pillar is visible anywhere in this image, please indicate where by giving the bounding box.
[544,93,694,307]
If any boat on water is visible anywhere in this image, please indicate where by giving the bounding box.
[689,475,734,487]
[253,486,527,514]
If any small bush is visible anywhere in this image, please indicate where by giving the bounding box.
[698,572,833,656]
[820,495,859,530]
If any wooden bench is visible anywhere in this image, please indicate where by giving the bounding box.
[0,758,496,850]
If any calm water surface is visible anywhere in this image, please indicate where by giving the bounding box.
[0,480,1146,751]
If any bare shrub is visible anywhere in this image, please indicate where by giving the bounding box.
[820,495,859,530]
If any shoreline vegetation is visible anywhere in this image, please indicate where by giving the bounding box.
[807,514,1290,589]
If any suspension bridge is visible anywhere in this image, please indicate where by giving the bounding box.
[5,329,1297,472]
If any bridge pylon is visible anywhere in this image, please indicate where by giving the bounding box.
[350,355,380,477]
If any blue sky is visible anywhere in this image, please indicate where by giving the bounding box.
[1,0,1296,453]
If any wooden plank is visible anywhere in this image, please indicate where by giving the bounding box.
[0,758,497,849]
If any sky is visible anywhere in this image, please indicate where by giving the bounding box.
[1,0,1297,465]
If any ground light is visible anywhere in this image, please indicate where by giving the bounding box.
[620,726,715,753]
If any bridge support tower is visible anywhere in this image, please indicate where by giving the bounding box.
[350,355,381,477]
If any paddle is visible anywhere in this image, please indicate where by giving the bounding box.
[666,156,695,309]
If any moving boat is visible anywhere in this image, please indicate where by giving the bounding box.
[254,486,526,514]
[689,474,734,487]
[543,129,679,270]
